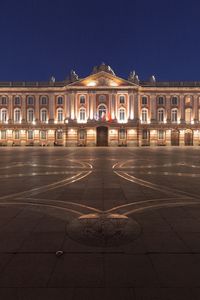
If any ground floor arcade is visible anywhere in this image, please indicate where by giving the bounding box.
[0,124,199,147]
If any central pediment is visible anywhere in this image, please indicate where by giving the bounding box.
[67,71,138,88]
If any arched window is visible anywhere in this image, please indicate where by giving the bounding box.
[98,104,107,120]
[79,108,86,122]
[1,109,7,123]
[57,96,63,105]
[119,108,126,122]
[80,95,85,104]
[171,108,178,123]
[141,108,148,123]
[14,108,21,123]
[40,109,47,122]
[158,108,164,123]
[27,109,34,123]
[57,108,63,123]
[185,108,192,123]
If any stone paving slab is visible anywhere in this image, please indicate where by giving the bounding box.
[0,147,199,299]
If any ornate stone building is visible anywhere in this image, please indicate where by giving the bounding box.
[0,63,199,147]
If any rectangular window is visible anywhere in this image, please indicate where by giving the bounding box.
[14,96,20,105]
[119,96,125,104]
[158,130,164,140]
[57,130,63,140]
[41,97,47,105]
[28,130,33,140]
[158,97,164,105]
[27,97,34,105]
[79,129,86,140]
[14,130,20,140]
[119,128,126,140]
[172,96,178,105]
[142,96,147,105]
[142,129,148,140]
[40,131,47,140]
[1,130,6,139]
[57,97,63,105]
[1,97,7,105]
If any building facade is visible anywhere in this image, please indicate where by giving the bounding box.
[0,63,200,147]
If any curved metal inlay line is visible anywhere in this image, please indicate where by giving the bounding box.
[0,202,82,216]
[15,197,103,214]
[0,170,92,201]
[124,200,200,216]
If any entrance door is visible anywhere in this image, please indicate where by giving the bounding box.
[185,130,193,146]
[171,130,179,146]
[97,126,108,146]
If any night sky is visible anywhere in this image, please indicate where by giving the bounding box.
[1,0,200,82]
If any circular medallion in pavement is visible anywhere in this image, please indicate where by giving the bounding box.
[67,213,141,247]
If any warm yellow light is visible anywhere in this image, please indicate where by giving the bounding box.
[87,81,96,87]
[110,81,118,87]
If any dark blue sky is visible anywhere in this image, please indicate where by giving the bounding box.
[0,0,200,81]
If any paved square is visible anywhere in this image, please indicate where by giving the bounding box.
[0,147,200,299]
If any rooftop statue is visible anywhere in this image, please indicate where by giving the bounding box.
[128,71,140,84]
[91,63,116,76]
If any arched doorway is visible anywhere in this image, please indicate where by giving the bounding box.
[185,129,193,146]
[96,126,108,146]
[171,130,179,146]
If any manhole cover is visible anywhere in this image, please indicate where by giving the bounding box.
[67,213,141,247]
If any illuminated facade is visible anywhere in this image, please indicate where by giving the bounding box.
[0,63,200,147]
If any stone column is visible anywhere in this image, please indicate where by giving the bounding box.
[111,93,116,119]
[35,94,40,122]
[70,92,75,120]
[150,95,156,122]
[8,95,13,123]
[93,92,96,119]
[134,93,139,121]
[166,95,171,122]
[180,95,185,123]
[179,129,185,146]
[49,94,55,124]
[21,95,26,123]
[128,92,134,120]
[66,93,70,119]
[193,95,198,123]
[89,92,94,120]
